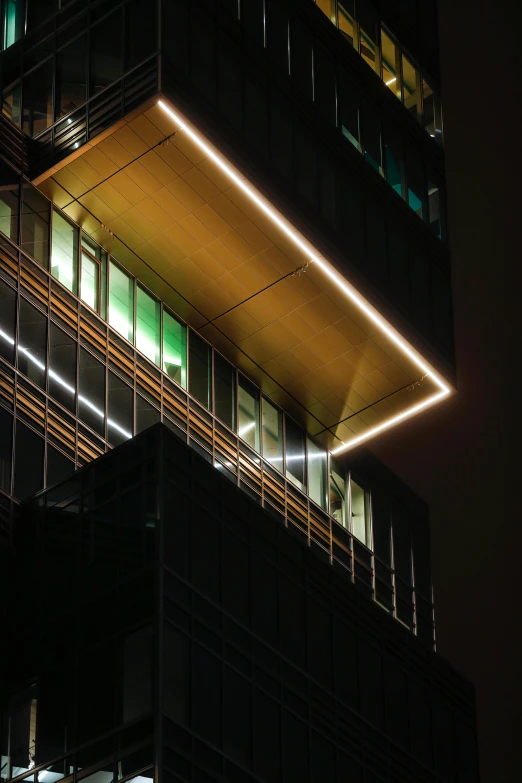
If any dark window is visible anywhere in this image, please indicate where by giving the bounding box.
[125,0,157,70]
[78,642,116,743]
[136,395,160,434]
[49,322,77,413]
[21,185,50,267]
[22,60,54,137]
[223,668,251,766]
[56,34,87,120]
[270,91,293,181]
[253,690,280,781]
[217,45,242,131]
[266,0,289,74]
[123,627,153,722]
[295,119,317,207]
[314,45,336,125]
[214,353,235,430]
[108,370,133,446]
[285,417,305,491]
[164,624,190,724]
[0,160,19,244]
[385,122,405,198]
[242,0,264,47]
[339,74,360,150]
[0,407,13,493]
[0,278,16,364]
[26,0,58,32]
[14,421,44,500]
[189,332,211,409]
[407,150,426,219]
[291,22,313,101]
[359,640,384,728]
[282,711,308,782]
[18,298,47,390]
[359,3,378,73]
[46,444,74,487]
[362,100,382,174]
[78,347,105,437]
[91,10,123,96]
[193,645,221,746]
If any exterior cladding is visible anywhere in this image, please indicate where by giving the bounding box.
[4,425,478,783]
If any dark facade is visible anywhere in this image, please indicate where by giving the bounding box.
[2,426,478,783]
[0,1,477,781]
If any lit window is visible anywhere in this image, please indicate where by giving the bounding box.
[262,397,282,468]
[307,437,327,510]
[381,29,400,98]
[162,308,186,389]
[338,1,356,47]
[285,417,305,492]
[109,260,134,343]
[238,375,260,452]
[350,477,371,547]
[316,0,336,23]
[329,459,347,527]
[51,210,78,293]
[136,286,160,367]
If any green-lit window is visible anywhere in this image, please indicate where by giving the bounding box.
[162,308,186,389]
[238,375,259,452]
[136,287,160,366]
[109,261,134,343]
[330,458,347,527]
[351,477,371,547]
[3,0,24,50]
[51,210,78,294]
[262,397,282,468]
[307,438,327,510]
[80,253,98,311]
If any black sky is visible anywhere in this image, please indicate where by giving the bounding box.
[370,0,522,779]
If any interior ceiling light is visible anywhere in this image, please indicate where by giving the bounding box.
[157,99,452,454]
[385,76,397,85]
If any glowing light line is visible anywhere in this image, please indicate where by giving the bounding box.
[157,99,451,454]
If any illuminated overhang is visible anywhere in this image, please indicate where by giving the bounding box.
[35,96,452,454]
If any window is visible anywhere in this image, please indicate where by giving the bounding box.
[316,0,336,23]
[14,423,44,500]
[359,4,378,73]
[136,287,160,366]
[0,160,19,243]
[108,370,133,446]
[51,210,78,293]
[350,477,371,546]
[0,278,16,364]
[291,23,313,102]
[49,323,77,413]
[214,353,235,430]
[125,0,157,70]
[3,0,24,49]
[78,347,105,437]
[340,76,360,151]
[162,308,186,389]
[46,445,74,487]
[329,458,347,527]
[385,122,405,198]
[338,1,356,48]
[262,397,282,468]
[22,185,50,268]
[80,247,100,311]
[56,34,87,120]
[381,29,400,98]
[0,407,13,493]
[407,151,426,219]
[189,332,211,409]
[18,298,46,390]
[285,417,305,492]
[428,172,443,239]
[123,627,153,722]
[91,10,123,95]
[3,685,37,780]
[362,100,383,175]
[238,375,259,451]
[109,261,134,343]
[307,438,327,510]
[22,60,53,137]
[402,54,421,122]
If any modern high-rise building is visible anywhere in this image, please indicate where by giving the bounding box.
[0,1,478,782]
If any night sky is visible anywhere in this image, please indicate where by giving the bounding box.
[371,0,522,779]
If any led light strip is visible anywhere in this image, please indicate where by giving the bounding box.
[164,102,451,453]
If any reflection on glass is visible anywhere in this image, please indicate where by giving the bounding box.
[362,100,383,175]
[307,438,327,510]
[285,417,305,492]
[109,261,134,343]
[136,287,160,366]
[22,185,50,269]
[56,34,87,120]
[0,161,19,242]
[2,86,21,127]
[0,278,16,364]
[329,459,347,527]
[0,406,13,493]
[262,397,282,467]
[4,0,24,49]
[214,353,235,430]
[22,60,53,137]
[238,375,259,451]
[428,176,442,239]
[51,211,78,293]
[381,29,400,98]
[14,422,44,500]
[108,370,133,446]
[338,1,355,47]
[49,323,77,413]
[407,151,425,218]
[79,347,105,437]
[163,309,186,389]
[402,54,421,122]
[46,445,74,488]
[351,478,371,546]
[91,10,123,95]
[422,78,435,135]
[385,123,404,198]
[136,394,160,433]
[18,298,46,389]
[189,332,211,409]
[80,252,98,311]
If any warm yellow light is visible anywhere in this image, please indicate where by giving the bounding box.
[385,76,397,86]
[157,99,451,454]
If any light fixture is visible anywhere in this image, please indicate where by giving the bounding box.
[385,76,397,85]
[158,102,453,453]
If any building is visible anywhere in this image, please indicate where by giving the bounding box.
[0,1,477,782]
